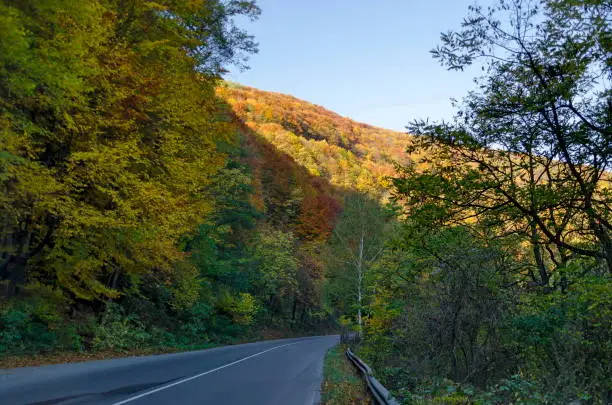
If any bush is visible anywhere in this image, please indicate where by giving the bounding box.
[177,302,213,345]
[508,276,612,403]
[218,292,258,325]
[0,307,57,354]
[0,283,73,354]
[92,304,151,352]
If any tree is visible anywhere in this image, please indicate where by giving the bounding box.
[367,224,515,386]
[185,159,259,301]
[295,185,341,241]
[251,225,299,316]
[0,0,260,299]
[395,0,611,279]
[326,193,391,329]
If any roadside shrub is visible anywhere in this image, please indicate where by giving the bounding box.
[92,304,151,352]
[177,302,213,345]
[148,326,178,348]
[0,283,72,354]
[508,276,612,403]
[0,307,57,354]
[218,292,258,325]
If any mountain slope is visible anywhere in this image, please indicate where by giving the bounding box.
[217,83,412,194]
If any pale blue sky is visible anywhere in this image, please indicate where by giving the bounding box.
[228,0,487,131]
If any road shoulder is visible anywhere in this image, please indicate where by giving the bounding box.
[320,344,372,405]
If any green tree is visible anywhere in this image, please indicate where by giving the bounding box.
[251,225,299,317]
[380,1,612,401]
[395,0,611,278]
[325,193,391,329]
[0,0,259,301]
[373,225,515,384]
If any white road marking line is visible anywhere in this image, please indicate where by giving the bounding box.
[110,341,301,405]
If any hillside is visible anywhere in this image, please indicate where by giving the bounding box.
[218,83,412,193]
[1,70,415,364]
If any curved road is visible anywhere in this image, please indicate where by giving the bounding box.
[0,335,339,405]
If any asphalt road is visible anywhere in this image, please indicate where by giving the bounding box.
[0,335,339,405]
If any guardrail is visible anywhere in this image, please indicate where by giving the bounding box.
[345,348,400,405]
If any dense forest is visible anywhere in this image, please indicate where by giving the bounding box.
[0,0,401,357]
[1,0,610,404]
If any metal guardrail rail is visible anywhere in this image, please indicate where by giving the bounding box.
[345,348,400,405]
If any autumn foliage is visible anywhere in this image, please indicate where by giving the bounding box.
[218,84,412,193]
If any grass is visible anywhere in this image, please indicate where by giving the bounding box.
[320,344,372,405]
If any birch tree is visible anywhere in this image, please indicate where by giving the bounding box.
[326,193,391,329]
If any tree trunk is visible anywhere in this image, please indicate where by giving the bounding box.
[530,223,550,286]
[594,225,612,274]
[356,230,364,330]
[291,295,298,327]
